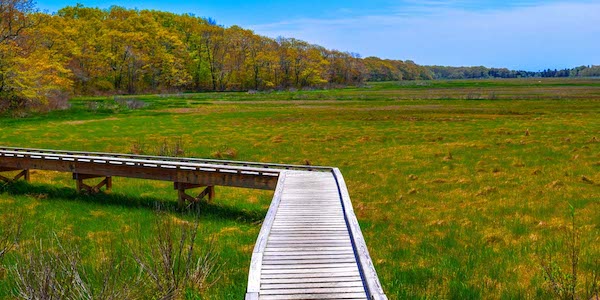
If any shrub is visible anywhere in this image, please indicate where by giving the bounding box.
[539,205,600,300]
[131,209,220,299]
[12,235,140,300]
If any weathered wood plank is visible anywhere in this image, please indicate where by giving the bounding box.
[260,286,366,294]
[261,281,364,289]
[261,263,359,270]
[262,258,357,265]
[261,271,361,279]
[263,251,355,257]
[259,293,367,299]
[263,254,356,261]
[260,266,360,275]
[260,276,362,284]
[266,237,349,241]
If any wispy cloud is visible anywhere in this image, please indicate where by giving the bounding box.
[248,1,599,70]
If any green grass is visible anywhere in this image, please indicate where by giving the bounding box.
[1,78,599,299]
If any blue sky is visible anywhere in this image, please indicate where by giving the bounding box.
[37,0,600,71]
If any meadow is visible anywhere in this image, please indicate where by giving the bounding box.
[0,78,599,299]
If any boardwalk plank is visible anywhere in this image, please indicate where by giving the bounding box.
[259,293,367,300]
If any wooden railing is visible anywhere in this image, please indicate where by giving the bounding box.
[0,146,333,172]
[0,147,287,204]
[332,168,387,300]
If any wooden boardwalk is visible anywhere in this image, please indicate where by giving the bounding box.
[247,170,386,299]
[0,146,386,299]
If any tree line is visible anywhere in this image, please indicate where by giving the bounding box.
[1,2,372,111]
[0,0,598,112]
[427,65,600,80]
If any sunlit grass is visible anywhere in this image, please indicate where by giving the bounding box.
[1,79,599,299]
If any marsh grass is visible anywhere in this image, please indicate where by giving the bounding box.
[0,208,24,262]
[11,233,144,300]
[539,206,600,300]
[0,78,599,298]
[132,138,187,157]
[130,207,221,299]
[0,207,25,282]
[8,207,221,300]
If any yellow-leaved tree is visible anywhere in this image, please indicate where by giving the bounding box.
[0,0,72,113]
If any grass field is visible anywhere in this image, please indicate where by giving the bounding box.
[1,78,599,299]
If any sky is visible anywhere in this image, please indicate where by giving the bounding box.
[36,0,600,71]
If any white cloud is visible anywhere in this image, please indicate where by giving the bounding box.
[247,1,600,70]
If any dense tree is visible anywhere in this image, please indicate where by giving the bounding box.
[1,0,72,111]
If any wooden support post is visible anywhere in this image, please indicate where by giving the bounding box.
[0,168,30,183]
[73,173,112,193]
[174,182,215,207]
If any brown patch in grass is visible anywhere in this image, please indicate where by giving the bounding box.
[431,179,448,184]
[581,176,595,184]
[25,201,41,210]
[443,152,453,161]
[86,231,114,245]
[90,210,107,218]
[358,136,371,143]
[170,216,192,227]
[457,178,471,184]
[270,135,284,143]
[428,219,447,227]
[61,117,119,125]
[214,227,242,238]
[546,180,565,189]
[0,197,15,204]
[484,231,507,246]
[322,135,339,142]
[408,174,419,181]
[246,195,259,204]
[513,161,525,167]
[212,147,238,159]
[121,225,132,234]
[240,243,254,254]
[26,193,48,200]
[477,186,498,196]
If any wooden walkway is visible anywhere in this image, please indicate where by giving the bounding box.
[0,146,386,299]
[247,170,387,299]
